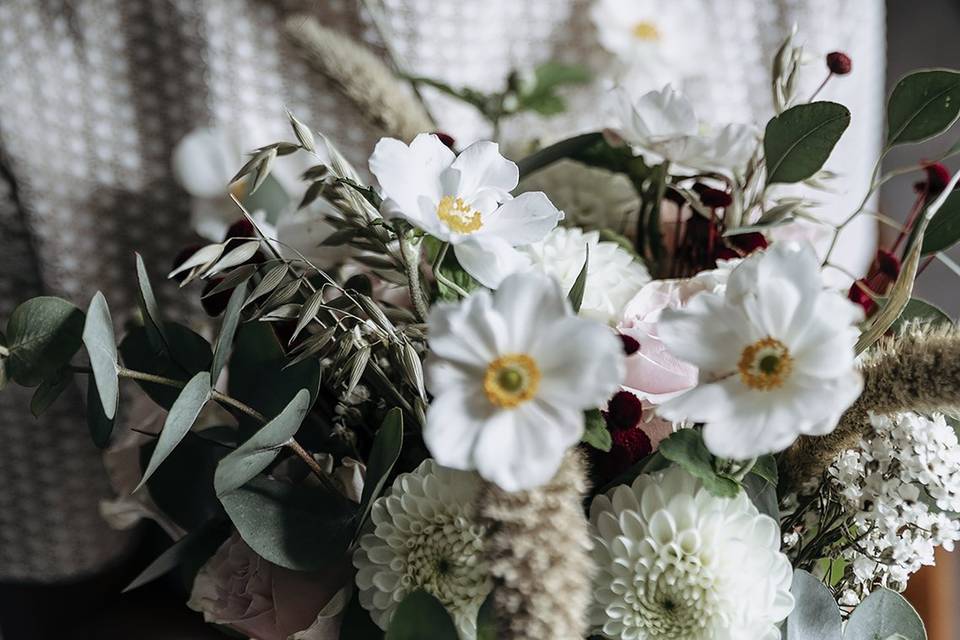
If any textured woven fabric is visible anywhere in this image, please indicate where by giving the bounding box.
[0,0,884,581]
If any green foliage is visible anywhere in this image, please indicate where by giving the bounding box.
[514,62,591,116]
[30,368,70,417]
[210,283,247,383]
[891,298,953,334]
[357,409,404,531]
[764,101,850,185]
[82,291,119,420]
[476,594,497,640]
[751,454,779,485]
[658,430,739,497]
[921,191,960,255]
[581,408,612,452]
[86,376,115,448]
[568,247,589,313]
[135,253,170,353]
[123,518,230,593]
[119,323,212,409]
[783,570,843,640]
[136,371,213,491]
[385,590,459,640]
[4,297,84,386]
[845,588,927,640]
[886,70,960,147]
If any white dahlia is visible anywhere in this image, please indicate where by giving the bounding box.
[589,466,795,640]
[521,226,650,324]
[353,459,490,639]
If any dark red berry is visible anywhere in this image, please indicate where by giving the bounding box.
[848,280,878,316]
[619,334,641,356]
[433,132,456,150]
[224,218,256,241]
[873,249,901,280]
[826,51,852,75]
[698,187,733,209]
[715,232,768,261]
[603,391,644,431]
[924,163,951,194]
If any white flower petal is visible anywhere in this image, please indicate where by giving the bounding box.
[450,140,518,203]
[426,289,507,370]
[477,191,561,245]
[453,236,532,289]
[369,134,453,220]
[490,271,569,352]
[533,316,625,408]
[424,388,489,471]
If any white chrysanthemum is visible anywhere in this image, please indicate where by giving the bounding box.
[589,466,795,640]
[521,227,650,324]
[369,133,562,288]
[518,159,639,233]
[657,242,864,459]
[353,459,490,639]
[425,272,625,491]
[611,85,757,174]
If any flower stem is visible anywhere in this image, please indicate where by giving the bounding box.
[398,232,430,322]
[516,132,603,179]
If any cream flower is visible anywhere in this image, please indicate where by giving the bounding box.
[589,466,795,640]
[353,459,489,639]
[424,272,625,491]
[611,85,757,174]
[657,243,863,459]
[521,226,650,324]
[369,133,562,288]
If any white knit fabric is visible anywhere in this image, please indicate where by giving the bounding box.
[0,0,883,581]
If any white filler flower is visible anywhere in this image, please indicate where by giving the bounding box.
[657,243,863,459]
[589,466,795,640]
[611,85,757,174]
[369,133,562,288]
[353,459,490,639]
[521,226,650,324]
[425,271,625,491]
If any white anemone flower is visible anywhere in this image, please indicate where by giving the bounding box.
[590,466,795,640]
[611,85,758,174]
[521,226,650,324]
[424,271,625,491]
[353,459,489,639]
[656,242,863,459]
[369,133,562,288]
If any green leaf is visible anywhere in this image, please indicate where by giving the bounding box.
[385,590,459,640]
[219,476,357,571]
[920,191,960,255]
[764,101,850,184]
[886,69,960,147]
[358,409,404,530]
[751,454,779,486]
[784,570,843,640]
[135,253,169,353]
[476,593,497,640]
[844,588,926,640]
[743,474,779,521]
[82,291,119,420]
[119,323,213,409]
[658,430,740,497]
[136,371,212,491]
[214,389,312,496]
[123,518,229,593]
[0,330,8,391]
[30,369,71,417]
[517,62,591,116]
[86,375,115,448]
[210,283,247,383]
[582,408,612,452]
[5,297,85,386]
[568,246,589,312]
[891,297,953,334]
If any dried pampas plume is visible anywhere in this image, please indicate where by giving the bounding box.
[475,450,594,640]
[781,323,960,492]
[283,15,433,141]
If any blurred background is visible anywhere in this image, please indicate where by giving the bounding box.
[0,0,958,638]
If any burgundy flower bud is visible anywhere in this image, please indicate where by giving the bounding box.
[924,162,952,195]
[603,390,644,431]
[170,244,204,284]
[715,232,768,261]
[433,132,456,150]
[663,188,687,207]
[619,334,641,356]
[873,249,901,280]
[826,51,852,75]
[201,278,232,317]
[698,187,733,209]
[848,280,878,316]
[224,218,256,241]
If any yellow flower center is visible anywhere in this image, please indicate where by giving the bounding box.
[631,20,661,41]
[737,337,793,391]
[483,354,541,408]
[437,195,483,234]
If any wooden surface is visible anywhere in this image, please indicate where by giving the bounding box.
[905,549,957,640]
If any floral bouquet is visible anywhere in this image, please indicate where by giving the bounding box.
[3,12,960,640]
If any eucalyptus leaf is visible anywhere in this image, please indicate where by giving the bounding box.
[743,474,779,521]
[844,588,926,640]
[891,298,953,334]
[210,283,247,383]
[214,389,312,496]
[87,374,115,448]
[123,518,230,593]
[751,454,779,486]
[82,291,119,420]
[30,369,71,417]
[784,569,843,640]
[5,297,85,386]
[582,408,612,452]
[119,323,212,409]
[568,246,589,312]
[136,371,212,491]
[358,409,403,530]
[764,101,850,185]
[920,190,960,255]
[385,590,459,640]
[886,69,960,147]
[134,253,169,353]
[658,430,739,497]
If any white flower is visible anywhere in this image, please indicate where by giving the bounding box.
[369,133,562,288]
[589,466,794,640]
[424,272,625,491]
[521,226,650,324]
[518,159,639,234]
[590,0,707,77]
[656,243,863,459]
[353,459,489,639]
[611,85,758,174]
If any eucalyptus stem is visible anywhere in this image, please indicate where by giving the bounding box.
[516,132,603,179]
[287,439,329,481]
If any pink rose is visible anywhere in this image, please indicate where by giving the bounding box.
[188,533,351,640]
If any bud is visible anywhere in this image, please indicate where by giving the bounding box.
[433,131,456,150]
[715,232,768,261]
[826,51,852,75]
[603,391,643,431]
[618,334,641,356]
[923,162,952,195]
